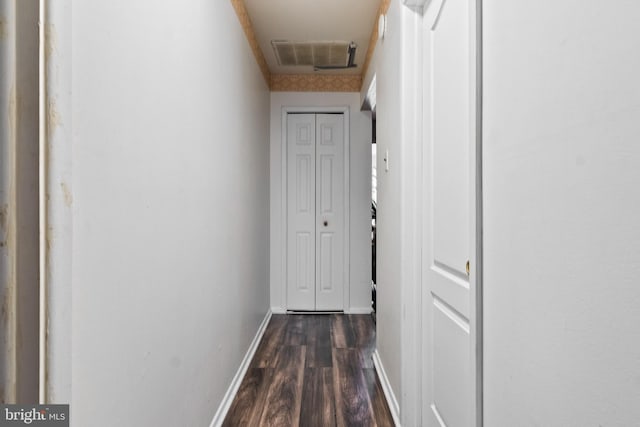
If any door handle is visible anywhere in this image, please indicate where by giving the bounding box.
[323,221,328,227]
[465,260,470,276]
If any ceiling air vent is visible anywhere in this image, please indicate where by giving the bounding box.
[271,41,357,70]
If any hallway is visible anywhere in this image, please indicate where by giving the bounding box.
[1,0,639,425]
[223,314,393,426]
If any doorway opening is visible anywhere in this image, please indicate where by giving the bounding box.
[0,0,40,403]
[371,115,377,323]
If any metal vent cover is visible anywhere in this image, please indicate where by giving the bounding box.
[271,40,351,67]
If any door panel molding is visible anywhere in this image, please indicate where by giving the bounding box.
[295,232,312,291]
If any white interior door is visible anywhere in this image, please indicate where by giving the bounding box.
[287,113,345,311]
[422,0,480,426]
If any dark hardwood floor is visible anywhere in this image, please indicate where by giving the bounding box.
[223,314,395,427]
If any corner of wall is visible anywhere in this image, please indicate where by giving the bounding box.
[209,310,272,427]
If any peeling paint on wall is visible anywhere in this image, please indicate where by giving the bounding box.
[0,204,7,248]
[46,99,62,141]
[8,84,16,141]
[1,273,15,330]
[0,204,7,232]
[44,24,56,65]
[0,277,16,402]
[1,286,9,330]
[0,15,7,41]
[45,225,53,255]
[60,182,72,207]
[4,100,18,404]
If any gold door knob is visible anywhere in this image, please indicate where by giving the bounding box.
[465,260,470,276]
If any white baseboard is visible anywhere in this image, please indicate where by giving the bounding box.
[345,307,373,314]
[273,306,372,314]
[209,310,272,427]
[373,349,402,427]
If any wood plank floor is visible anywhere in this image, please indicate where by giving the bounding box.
[223,314,394,427]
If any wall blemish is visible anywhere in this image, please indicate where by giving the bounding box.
[0,220,5,247]
[1,284,9,328]
[44,24,56,66]
[0,204,7,235]
[45,225,53,255]
[60,182,72,207]
[0,15,7,41]
[1,267,17,402]
[8,84,16,142]
[46,99,62,141]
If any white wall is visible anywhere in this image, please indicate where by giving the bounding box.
[45,0,74,404]
[484,1,640,425]
[375,0,402,414]
[59,1,271,425]
[269,92,372,313]
[374,1,423,423]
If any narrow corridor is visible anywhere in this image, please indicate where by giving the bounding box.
[223,314,394,426]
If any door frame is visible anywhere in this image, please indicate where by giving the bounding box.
[280,107,351,311]
[472,1,484,423]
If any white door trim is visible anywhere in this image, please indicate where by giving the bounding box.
[281,107,350,311]
[472,0,484,424]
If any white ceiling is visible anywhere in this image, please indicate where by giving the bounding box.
[243,0,380,75]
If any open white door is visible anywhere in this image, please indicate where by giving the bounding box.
[287,113,345,311]
[422,0,481,425]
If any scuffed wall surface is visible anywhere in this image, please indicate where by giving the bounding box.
[44,0,73,404]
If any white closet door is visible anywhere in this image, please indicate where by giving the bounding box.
[286,113,345,311]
